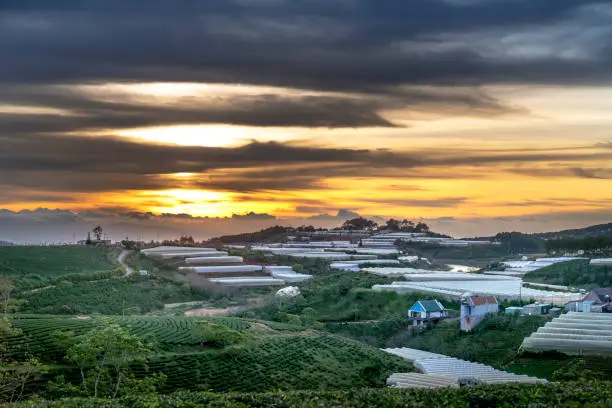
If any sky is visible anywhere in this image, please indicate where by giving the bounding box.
[1,0,612,242]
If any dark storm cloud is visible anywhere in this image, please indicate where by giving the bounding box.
[0,0,608,89]
[508,166,612,179]
[0,0,606,130]
[2,134,612,196]
[0,84,518,131]
[0,86,401,129]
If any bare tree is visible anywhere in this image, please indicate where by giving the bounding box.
[93,226,103,241]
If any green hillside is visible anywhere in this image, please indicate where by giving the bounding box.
[10,315,412,393]
[0,245,119,291]
[11,382,612,408]
[17,275,209,315]
[245,272,458,322]
[0,246,227,315]
[523,259,612,288]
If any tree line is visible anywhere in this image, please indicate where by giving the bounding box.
[546,236,612,255]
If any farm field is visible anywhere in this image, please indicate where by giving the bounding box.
[17,276,213,315]
[523,259,612,288]
[10,315,412,393]
[244,272,458,323]
[10,382,612,408]
[0,245,120,290]
[505,355,574,380]
[0,246,247,315]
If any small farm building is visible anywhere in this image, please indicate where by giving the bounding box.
[523,303,552,316]
[460,295,499,332]
[505,306,524,316]
[408,300,448,326]
[565,287,612,313]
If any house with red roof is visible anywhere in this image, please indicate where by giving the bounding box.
[460,294,499,332]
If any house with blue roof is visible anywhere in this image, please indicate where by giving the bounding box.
[408,300,448,326]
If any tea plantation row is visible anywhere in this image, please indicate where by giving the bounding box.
[12,381,612,408]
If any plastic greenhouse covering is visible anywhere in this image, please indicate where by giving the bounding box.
[383,348,546,385]
[522,312,612,356]
[184,256,243,264]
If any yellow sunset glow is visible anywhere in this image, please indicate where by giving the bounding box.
[5,82,612,228]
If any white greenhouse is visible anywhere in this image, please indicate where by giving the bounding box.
[383,347,545,385]
[521,312,612,356]
[142,246,217,255]
[184,256,243,264]
[208,277,286,287]
[179,265,264,274]
[154,251,228,260]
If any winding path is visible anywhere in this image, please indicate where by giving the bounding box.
[117,250,135,277]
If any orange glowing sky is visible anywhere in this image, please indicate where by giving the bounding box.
[4,82,612,225]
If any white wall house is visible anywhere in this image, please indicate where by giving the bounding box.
[460,295,499,332]
[408,300,448,326]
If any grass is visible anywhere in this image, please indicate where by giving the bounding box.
[0,246,244,315]
[505,354,575,379]
[245,272,459,323]
[11,315,412,393]
[523,259,612,288]
[0,245,119,290]
[17,275,212,315]
[400,314,548,369]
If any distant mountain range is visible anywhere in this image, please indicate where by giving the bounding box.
[534,223,612,239]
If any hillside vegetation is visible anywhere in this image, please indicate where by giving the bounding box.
[17,276,212,315]
[400,314,548,368]
[0,246,236,315]
[244,272,458,322]
[12,382,612,408]
[523,259,612,288]
[10,315,412,394]
[536,222,612,239]
[0,246,119,291]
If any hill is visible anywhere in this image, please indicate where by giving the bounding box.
[523,259,612,288]
[10,315,412,394]
[16,275,213,315]
[0,246,241,315]
[207,225,303,244]
[0,245,119,291]
[536,222,612,239]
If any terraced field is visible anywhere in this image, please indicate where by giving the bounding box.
[11,315,412,392]
[11,315,252,355]
[140,333,411,392]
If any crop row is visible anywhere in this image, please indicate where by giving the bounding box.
[131,334,411,393]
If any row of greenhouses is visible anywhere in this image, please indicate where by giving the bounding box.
[384,347,546,387]
[521,312,612,356]
[143,246,312,287]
